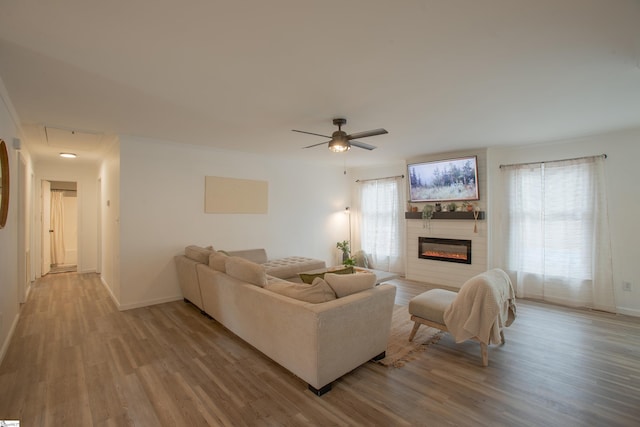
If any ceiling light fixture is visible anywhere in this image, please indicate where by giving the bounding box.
[294,117,386,152]
[328,134,350,152]
[59,152,77,158]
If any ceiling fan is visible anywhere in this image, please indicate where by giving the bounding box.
[292,118,388,152]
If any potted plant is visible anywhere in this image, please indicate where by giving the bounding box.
[343,257,356,266]
[462,201,475,212]
[336,240,351,264]
[422,204,434,229]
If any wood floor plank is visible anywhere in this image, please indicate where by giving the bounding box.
[1,272,639,426]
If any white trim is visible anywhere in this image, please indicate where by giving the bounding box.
[99,275,182,311]
[0,310,21,366]
[117,295,184,311]
[616,307,640,317]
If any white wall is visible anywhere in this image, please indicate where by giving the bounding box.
[98,138,120,303]
[116,136,349,310]
[34,160,99,274]
[17,149,34,302]
[488,128,640,316]
[0,78,25,361]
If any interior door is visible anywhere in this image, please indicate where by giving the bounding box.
[41,180,51,276]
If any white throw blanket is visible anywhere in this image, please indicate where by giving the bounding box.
[443,269,517,345]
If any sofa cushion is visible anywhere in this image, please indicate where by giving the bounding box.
[324,271,376,298]
[209,251,229,272]
[184,245,214,264]
[225,256,268,287]
[264,277,337,303]
[298,266,354,284]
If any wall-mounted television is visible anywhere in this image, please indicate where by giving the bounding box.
[408,156,479,202]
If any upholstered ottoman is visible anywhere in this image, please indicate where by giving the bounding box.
[262,256,326,280]
[408,289,457,329]
[407,270,516,367]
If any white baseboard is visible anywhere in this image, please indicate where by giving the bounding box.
[118,295,184,311]
[0,311,21,366]
[98,276,182,311]
[616,306,640,317]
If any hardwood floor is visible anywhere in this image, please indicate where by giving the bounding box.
[1,273,639,426]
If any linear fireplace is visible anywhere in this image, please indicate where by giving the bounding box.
[418,237,472,264]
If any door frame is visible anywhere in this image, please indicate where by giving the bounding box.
[40,180,51,276]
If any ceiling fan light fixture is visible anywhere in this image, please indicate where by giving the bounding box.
[328,138,350,152]
[294,117,385,152]
[59,152,77,158]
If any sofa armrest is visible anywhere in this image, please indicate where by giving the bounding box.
[307,284,397,387]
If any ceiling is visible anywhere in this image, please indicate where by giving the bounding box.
[1,0,639,167]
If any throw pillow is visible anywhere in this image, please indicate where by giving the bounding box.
[184,245,214,264]
[264,277,337,303]
[225,256,268,287]
[324,271,376,298]
[298,266,354,284]
[209,251,228,272]
[298,271,325,284]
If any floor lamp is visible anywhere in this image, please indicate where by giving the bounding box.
[345,207,351,255]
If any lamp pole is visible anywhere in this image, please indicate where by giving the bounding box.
[345,207,351,255]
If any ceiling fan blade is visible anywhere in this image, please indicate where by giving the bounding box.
[350,140,377,151]
[292,129,332,138]
[303,140,331,149]
[346,128,388,140]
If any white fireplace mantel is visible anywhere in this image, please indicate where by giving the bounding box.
[405,217,488,289]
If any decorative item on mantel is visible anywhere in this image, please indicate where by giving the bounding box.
[462,201,474,212]
[473,204,480,233]
[403,209,486,220]
[422,204,434,229]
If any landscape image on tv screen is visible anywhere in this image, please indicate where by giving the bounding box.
[408,156,479,202]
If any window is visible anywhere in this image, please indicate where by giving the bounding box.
[358,178,404,273]
[501,155,614,311]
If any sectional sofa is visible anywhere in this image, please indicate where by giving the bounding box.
[174,245,397,395]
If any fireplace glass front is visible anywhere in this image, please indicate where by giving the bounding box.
[418,237,472,264]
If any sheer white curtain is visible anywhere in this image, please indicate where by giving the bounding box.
[355,177,405,273]
[501,155,615,312]
[50,190,66,266]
